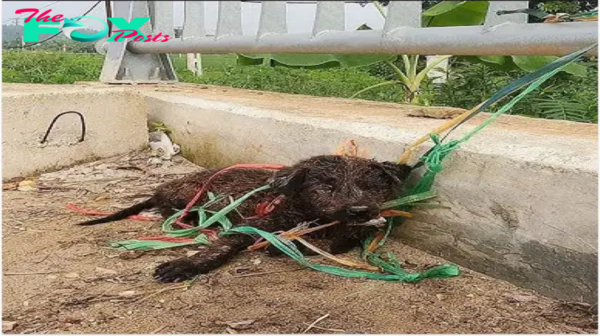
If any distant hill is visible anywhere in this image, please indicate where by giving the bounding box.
[2,23,99,43]
[2,23,99,52]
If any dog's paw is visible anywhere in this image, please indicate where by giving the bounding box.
[153,259,200,283]
[264,244,286,257]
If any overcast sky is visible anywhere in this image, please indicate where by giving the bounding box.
[3,1,386,35]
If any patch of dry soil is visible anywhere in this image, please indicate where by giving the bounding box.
[2,151,597,334]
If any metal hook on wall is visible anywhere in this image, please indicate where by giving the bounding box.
[40,111,87,144]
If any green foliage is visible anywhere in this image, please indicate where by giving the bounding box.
[237,53,395,69]
[419,58,598,123]
[537,1,584,14]
[235,0,489,68]
[2,51,596,123]
[423,1,489,27]
[176,62,404,102]
[2,50,103,84]
[170,54,238,71]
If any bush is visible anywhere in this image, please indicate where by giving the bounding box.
[418,58,598,123]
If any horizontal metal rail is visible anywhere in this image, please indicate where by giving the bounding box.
[128,21,598,56]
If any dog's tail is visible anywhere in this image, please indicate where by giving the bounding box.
[76,198,155,226]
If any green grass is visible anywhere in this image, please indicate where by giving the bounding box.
[2,50,597,123]
[3,50,103,84]
[170,54,238,71]
[174,60,403,102]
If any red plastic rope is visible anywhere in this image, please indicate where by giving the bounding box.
[174,163,286,231]
[68,163,287,243]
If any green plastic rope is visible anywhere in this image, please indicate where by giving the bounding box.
[224,226,460,282]
[360,44,596,251]
[109,44,594,283]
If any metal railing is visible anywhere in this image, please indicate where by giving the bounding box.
[98,1,598,84]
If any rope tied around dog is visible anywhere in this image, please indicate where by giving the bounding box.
[71,44,595,283]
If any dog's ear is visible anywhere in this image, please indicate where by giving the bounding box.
[269,166,307,196]
[376,161,413,184]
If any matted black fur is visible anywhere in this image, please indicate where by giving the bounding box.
[76,155,412,283]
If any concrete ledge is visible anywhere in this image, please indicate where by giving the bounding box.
[2,85,148,180]
[3,83,597,304]
[142,85,598,304]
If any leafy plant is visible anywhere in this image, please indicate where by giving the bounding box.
[533,97,594,122]
[350,55,450,104]
[351,1,485,104]
[236,1,489,70]
[418,57,598,123]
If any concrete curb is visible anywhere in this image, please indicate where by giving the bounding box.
[3,83,597,304]
[142,87,598,304]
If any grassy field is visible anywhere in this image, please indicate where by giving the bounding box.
[2,50,597,123]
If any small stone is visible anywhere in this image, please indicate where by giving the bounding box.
[95,267,117,275]
[23,301,29,307]
[94,195,110,202]
[186,250,199,257]
[127,311,133,315]
[466,294,474,298]
[226,320,255,330]
[119,251,145,260]
[506,293,536,303]
[64,272,79,278]
[118,291,136,298]
[17,180,36,192]
[148,158,162,165]
[159,299,165,304]
[3,321,17,332]
[492,327,502,333]
[435,294,445,301]
[252,259,262,265]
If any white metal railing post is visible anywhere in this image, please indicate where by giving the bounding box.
[216,1,243,38]
[98,0,177,83]
[99,0,598,83]
[183,1,206,76]
[313,1,345,35]
[427,0,543,85]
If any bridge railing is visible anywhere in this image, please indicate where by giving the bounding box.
[98,1,598,84]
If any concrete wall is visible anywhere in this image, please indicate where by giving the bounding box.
[142,85,598,304]
[2,85,148,180]
[3,83,597,304]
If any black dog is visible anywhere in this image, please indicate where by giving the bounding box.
[77,155,412,282]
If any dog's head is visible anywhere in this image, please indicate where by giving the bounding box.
[270,155,412,224]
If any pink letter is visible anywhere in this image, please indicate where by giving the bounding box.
[15,8,38,23]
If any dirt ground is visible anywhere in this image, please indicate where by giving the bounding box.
[2,150,597,334]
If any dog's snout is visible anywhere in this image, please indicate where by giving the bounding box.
[347,206,370,216]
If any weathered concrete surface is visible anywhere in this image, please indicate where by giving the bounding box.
[3,83,597,305]
[2,84,148,180]
[142,84,598,304]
